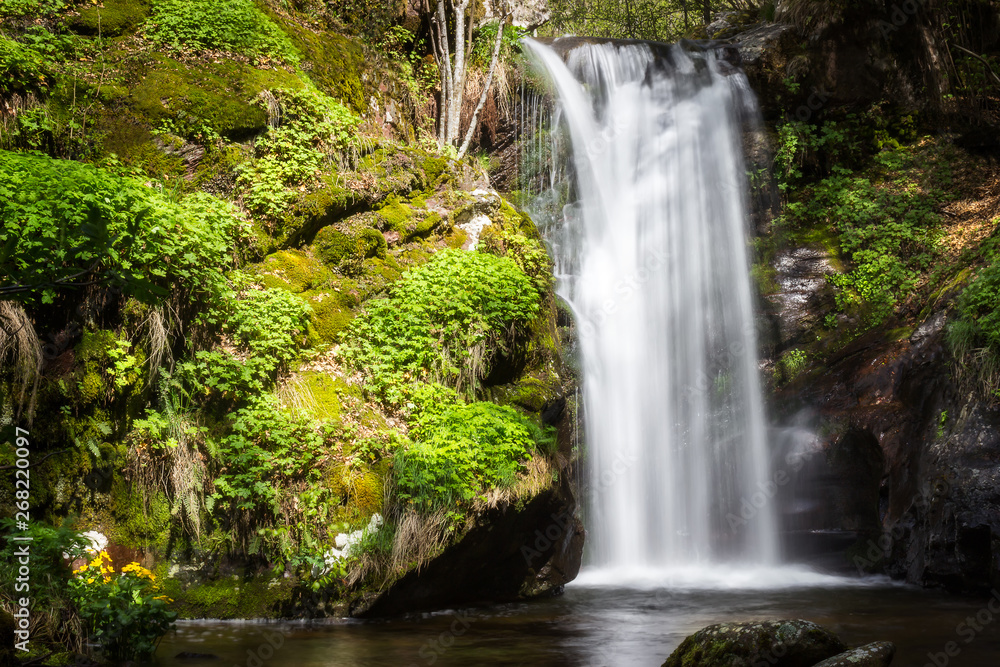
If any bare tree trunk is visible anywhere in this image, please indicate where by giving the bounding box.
[432,0,453,148]
[702,0,711,25]
[445,0,472,145]
[458,13,510,159]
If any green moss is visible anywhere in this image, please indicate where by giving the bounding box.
[253,249,331,293]
[406,211,443,240]
[165,573,295,619]
[303,288,356,343]
[271,15,368,114]
[375,194,414,233]
[289,371,344,421]
[313,225,387,267]
[269,176,353,252]
[72,0,150,36]
[130,55,304,139]
[350,470,384,515]
[110,476,171,551]
[422,156,449,186]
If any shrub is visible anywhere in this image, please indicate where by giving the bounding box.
[0,151,241,306]
[0,519,89,650]
[341,249,541,402]
[68,551,176,661]
[395,400,541,512]
[780,146,945,327]
[0,36,48,94]
[0,0,67,18]
[948,252,1000,396]
[145,0,299,64]
[238,88,360,219]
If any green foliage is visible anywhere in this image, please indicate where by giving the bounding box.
[470,21,525,68]
[395,399,539,512]
[0,0,67,18]
[0,152,242,306]
[324,0,399,41]
[238,88,360,219]
[0,519,88,648]
[478,225,553,295]
[780,146,946,328]
[145,0,299,64]
[375,25,438,98]
[546,0,698,42]
[948,253,1000,384]
[68,552,176,661]
[776,348,809,382]
[341,249,541,402]
[0,36,49,94]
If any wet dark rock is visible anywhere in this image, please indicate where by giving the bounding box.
[662,619,847,667]
[812,641,896,667]
[352,473,583,617]
[768,247,838,346]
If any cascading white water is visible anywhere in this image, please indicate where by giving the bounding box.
[523,38,779,574]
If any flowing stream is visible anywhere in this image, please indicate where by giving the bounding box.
[521,38,777,572]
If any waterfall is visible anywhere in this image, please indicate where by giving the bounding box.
[523,38,779,574]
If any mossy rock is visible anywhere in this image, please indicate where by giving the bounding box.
[314,225,387,267]
[130,55,304,139]
[288,371,344,421]
[375,194,414,233]
[110,475,171,551]
[348,469,384,516]
[303,288,356,343]
[165,573,295,619]
[253,249,332,293]
[72,0,150,36]
[269,14,368,114]
[268,176,354,253]
[662,620,848,667]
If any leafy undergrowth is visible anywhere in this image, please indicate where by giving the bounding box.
[772,113,1000,393]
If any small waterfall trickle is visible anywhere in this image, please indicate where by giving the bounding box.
[522,38,779,575]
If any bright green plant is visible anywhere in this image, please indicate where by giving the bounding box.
[341,249,541,403]
[948,255,1000,386]
[0,152,241,306]
[145,0,299,64]
[395,400,541,512]
[238,88,360,219]
[68,551,177,661]
[0,0,67,18]
[780,145,946,328]
[0,36,49,94]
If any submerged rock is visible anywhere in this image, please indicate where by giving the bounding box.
[662,619,847,667]
[813,641,895,666]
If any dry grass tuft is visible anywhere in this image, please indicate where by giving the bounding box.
[0,300,42,419]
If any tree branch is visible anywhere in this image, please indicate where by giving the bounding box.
[0,449,69,471]
[458,12,510,159]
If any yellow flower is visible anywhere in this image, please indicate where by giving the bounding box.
[86,577,95,584]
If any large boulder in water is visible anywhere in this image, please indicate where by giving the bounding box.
[813,641,895,667]
[662,619,847,667]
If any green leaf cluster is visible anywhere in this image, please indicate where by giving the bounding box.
[0,35,49,94]
[238,87,360,219]
[394,392,541,511]
[145,0,300,64]
[0,151,241,306]
[780,146,946,328]
[341,248,541,402]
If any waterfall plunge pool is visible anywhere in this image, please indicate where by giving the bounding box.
[152,574,1000,666]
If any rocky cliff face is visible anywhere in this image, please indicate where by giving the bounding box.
[732,5,1000,591]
